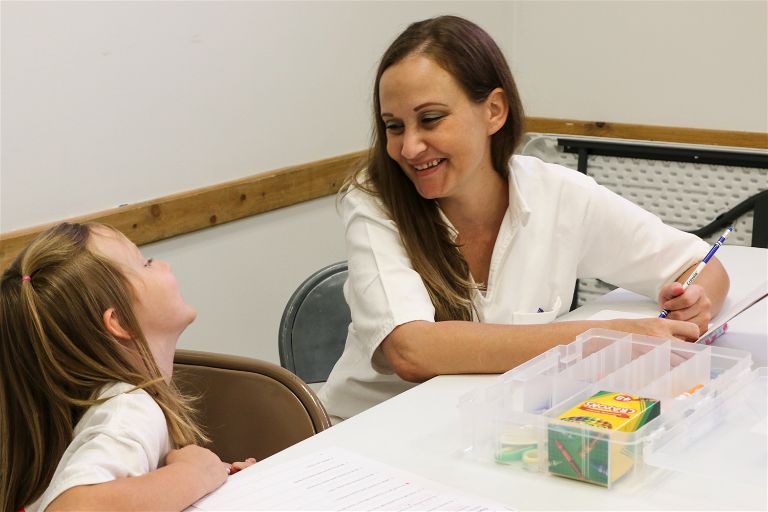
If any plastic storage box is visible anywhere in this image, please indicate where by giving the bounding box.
[459,329,766,489]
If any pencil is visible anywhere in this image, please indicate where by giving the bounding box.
[659,226,733,319]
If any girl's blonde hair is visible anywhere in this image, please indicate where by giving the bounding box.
[344,16,526,321]
[0,222,206,512]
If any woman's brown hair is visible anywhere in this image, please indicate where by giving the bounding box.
[344,15,526,321]
[0,222,206,512]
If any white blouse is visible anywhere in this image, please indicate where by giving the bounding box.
[318,155,709,421]
[26,382,171,512]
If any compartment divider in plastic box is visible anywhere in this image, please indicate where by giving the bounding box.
[593,340,671,395]
[548,344,625,408]
[639,346,711,399]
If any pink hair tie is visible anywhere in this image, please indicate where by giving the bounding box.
[21,275,32,283]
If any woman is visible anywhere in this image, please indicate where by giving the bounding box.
[318,16,728,421]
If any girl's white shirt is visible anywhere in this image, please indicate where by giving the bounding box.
[27,382,171,512]
[318,155,708,421]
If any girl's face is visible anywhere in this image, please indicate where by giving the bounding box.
[89,228,196,357]
[379,54,503,202]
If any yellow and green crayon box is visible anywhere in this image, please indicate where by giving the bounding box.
[548,391,660,486]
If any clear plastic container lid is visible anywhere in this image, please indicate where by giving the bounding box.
[643,367,767,487]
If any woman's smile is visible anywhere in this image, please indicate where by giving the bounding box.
[413,158,446,178]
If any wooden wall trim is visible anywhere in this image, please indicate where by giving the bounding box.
[525,117,768,149]
[0,151,366,271]
[2,118,766,271]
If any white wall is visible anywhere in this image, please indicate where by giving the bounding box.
[2,1,766,363]
[509,1,767,132]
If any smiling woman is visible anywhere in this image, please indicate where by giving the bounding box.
[317,15,730,422]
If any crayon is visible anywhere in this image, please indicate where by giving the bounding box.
[554,439,584,479]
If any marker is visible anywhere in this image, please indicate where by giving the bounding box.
[659,226,733,319]
[698,322,728,346]
[675,383,704,400]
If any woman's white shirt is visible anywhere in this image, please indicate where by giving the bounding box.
[318,155,709,421]
[26,382,171,512]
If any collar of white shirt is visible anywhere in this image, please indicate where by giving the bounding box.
[436,162,532,241]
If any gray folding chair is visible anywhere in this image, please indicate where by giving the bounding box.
[279,262,350,383]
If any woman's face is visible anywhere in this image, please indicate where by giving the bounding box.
[379,54,501,201]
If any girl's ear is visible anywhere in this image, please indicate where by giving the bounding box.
[485,87,509,136]
[103,308,132,341]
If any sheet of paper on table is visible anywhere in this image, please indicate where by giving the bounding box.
[191,446,513,511]
[587,280,767,344]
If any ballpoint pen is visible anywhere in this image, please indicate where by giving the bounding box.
[659,226,733,318]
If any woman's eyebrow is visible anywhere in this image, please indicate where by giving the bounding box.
[413,102,448,111]
[381,102,448,118]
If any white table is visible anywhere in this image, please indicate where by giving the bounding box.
[199,246,767,510]
[201,371,764,510]
[559,245,767,322]
[559,245,768,367]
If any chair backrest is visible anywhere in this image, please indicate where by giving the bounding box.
[173,349,330,463]
[279,261,350,383]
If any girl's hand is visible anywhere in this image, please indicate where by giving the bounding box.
[165,445,228,494]
[658,282,712,335]
[606,317,700,342]
[226,457,258,475]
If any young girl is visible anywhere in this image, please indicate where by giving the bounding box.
[318,15,729,421]
[0,222,254,512]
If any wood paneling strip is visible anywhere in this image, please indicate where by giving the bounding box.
[525,118,768,149]
[2,118,766,271]
[1,151,366,271]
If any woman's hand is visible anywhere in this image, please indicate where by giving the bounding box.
[227,457,258,475]
[165,445,228,494]
[606,316,700,342]
[657,282,712,335]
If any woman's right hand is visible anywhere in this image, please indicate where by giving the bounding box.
[605,317,700,342]
[165,444,228,494]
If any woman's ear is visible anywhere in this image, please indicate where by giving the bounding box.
[485,87,509,136]
[103,308,132,341]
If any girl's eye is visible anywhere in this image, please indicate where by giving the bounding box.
[384,121,404,133]
[144,258,154,268]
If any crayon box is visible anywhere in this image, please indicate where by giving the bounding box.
[547,391,661,486]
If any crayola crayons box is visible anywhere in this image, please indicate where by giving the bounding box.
[547,391,660,486]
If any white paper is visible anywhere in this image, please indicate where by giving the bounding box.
[703,281,768,337]
[191,447,512,511]
[587,278,767,344]
[587,310,650,321]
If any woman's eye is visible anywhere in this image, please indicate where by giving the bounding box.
[384,121,403,133]
[421,113,445,124]
[144,258,154,268]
